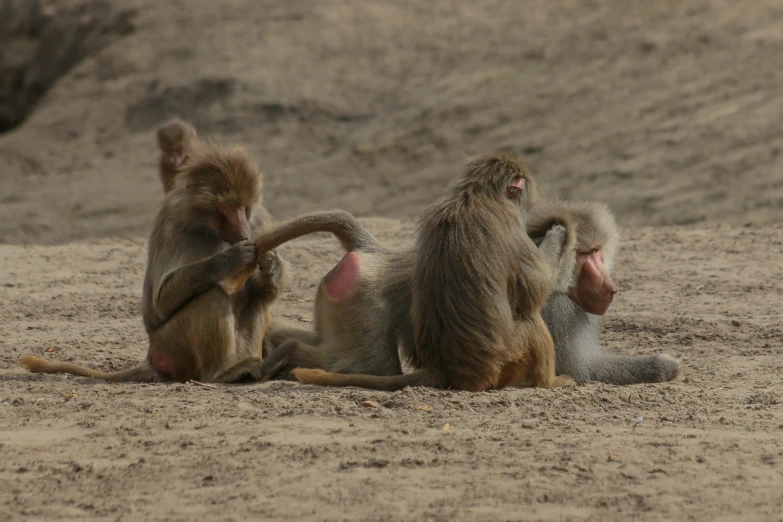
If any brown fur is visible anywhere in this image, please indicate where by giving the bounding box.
[253,154,574,391]
[294,154,573,390]
[251,209,408,381]
[266,197,678,389]
[19,142,286,383]
[157,118,197,193]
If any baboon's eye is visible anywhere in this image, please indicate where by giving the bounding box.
[577,246,602,256]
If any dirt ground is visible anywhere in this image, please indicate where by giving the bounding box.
[1,224,782,520]
[1,0,782,520]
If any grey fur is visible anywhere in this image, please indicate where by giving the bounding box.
[542,293,679,384]
[531,200,680,385]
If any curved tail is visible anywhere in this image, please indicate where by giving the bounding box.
[255,210,385,256]
[292,368,433,391]
[19,356,154,383]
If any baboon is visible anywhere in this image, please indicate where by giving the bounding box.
[262,200,679,387]
[527,200,680,384]
[20,142,286,383]
[157,118,197,193]
[254,154,574,390]
[256,210,415,381]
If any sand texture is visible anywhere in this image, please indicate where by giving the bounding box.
[2,224,782,520]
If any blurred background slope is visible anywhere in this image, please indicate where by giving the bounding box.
[1,0,781,244]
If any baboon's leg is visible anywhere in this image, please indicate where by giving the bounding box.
[511,316,574,389]
[149,287,237,382]
[262,323,320,358]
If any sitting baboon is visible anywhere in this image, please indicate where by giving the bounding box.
[20,142,286,383]
[251,154,575,390]
[292,154,574,390]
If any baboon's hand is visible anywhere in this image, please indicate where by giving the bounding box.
[545,224,567,247]
[217,357,268,384]
[220,240,258,294]
[539,224,567,257]
[535,224,569,278]
[227,240,259,271]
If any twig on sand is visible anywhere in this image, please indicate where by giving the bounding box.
[188,379,218,389]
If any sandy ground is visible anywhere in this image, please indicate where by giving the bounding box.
[1,223,782,521]
[1,0,783,520]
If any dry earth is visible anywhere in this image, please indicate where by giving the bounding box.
[1,223,782,521]
[1,0,782,520]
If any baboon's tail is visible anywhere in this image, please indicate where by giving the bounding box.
[19,356,154,383]
[254,210,386,255]
[292,368,432,391]
[582,352,680,385]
